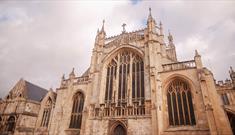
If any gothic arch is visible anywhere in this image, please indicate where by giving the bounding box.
[69,91,85,129]
[102,48,145,106]
[73,89,85,100]
[163,75,197,126]
[102,44,144,64]
[40,97,53,127]
[162,74,196,92]
[109,120,127,135]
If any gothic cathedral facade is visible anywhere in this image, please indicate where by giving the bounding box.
[1,9,235,135]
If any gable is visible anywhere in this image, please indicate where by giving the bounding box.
[5,79,48,102]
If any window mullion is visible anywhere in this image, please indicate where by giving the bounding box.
[108,66,112,102]
[180,91,186,125]
[185,91,192,125]
[170,92,175,126]
[175,91,180,125]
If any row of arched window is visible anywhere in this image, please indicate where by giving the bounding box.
[104,51,196,126]
[39,92,85,132]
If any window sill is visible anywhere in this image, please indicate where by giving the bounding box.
[165,126,209,132]
[65,128,81,135]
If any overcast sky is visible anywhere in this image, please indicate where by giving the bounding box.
[0,0,235,98]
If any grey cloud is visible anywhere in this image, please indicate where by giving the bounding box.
[0,1,235,98]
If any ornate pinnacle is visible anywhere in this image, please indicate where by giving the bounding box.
[149,7,152,17]
[195,50,200,57]
[69,68,75,78]
[62,74,65,80]
[159,21,163,35]
[101,19,105,32]
[122,23,126,33]
[168,30,173,43]
[230,66,234,74]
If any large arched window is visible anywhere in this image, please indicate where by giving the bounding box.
[105,50,145,105]
[7,116,15,132]
[167,79,196,126]
[41,98,52,127]
[69,92,84,129]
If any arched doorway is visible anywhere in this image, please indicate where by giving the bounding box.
[113,124,126,135]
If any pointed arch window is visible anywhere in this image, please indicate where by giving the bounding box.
[69,92,84,129]
[7,116,15,132]
[41,98,52,127]
[104,51,145,105]
[167,79,196,126]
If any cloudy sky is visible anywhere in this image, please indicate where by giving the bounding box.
[0,0,235,98]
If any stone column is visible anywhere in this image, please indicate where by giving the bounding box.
[150,67,158,135]
[199,69,233,135]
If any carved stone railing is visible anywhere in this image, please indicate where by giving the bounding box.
[76,76,89,83]
[60,76,90,88]
[162,60,196,72]
[216,79,233,87]
[90,103,151,118]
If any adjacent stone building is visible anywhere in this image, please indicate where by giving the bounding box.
[1,9,235,135]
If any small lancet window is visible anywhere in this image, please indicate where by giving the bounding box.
[69,92,85,129]
[7,116,15,132]
[167,79,196,126]
[40,98,52,127]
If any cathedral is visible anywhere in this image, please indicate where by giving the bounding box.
[1,8,235,135]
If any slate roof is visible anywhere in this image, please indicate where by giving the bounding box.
[25,81,48,102]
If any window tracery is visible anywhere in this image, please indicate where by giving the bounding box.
[105,50,145,106]
[41,98,52,127]
[167,79,196,126]
[69,92,84,129]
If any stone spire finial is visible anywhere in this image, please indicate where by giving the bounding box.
[230,66,235,86]
[168,30,173,43]
[230,66,234,73]
[148,7,152,18]
[60,74,66,87]
[69,68,75,79]
[194,50,203,69]
[101,19,105,32]
[122,23,126,33]
[159,21,163,35]
[195,50,200,57]
[62,74,65,80]
[147,7,156,34]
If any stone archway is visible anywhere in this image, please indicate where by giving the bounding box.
[112,124,126,135]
